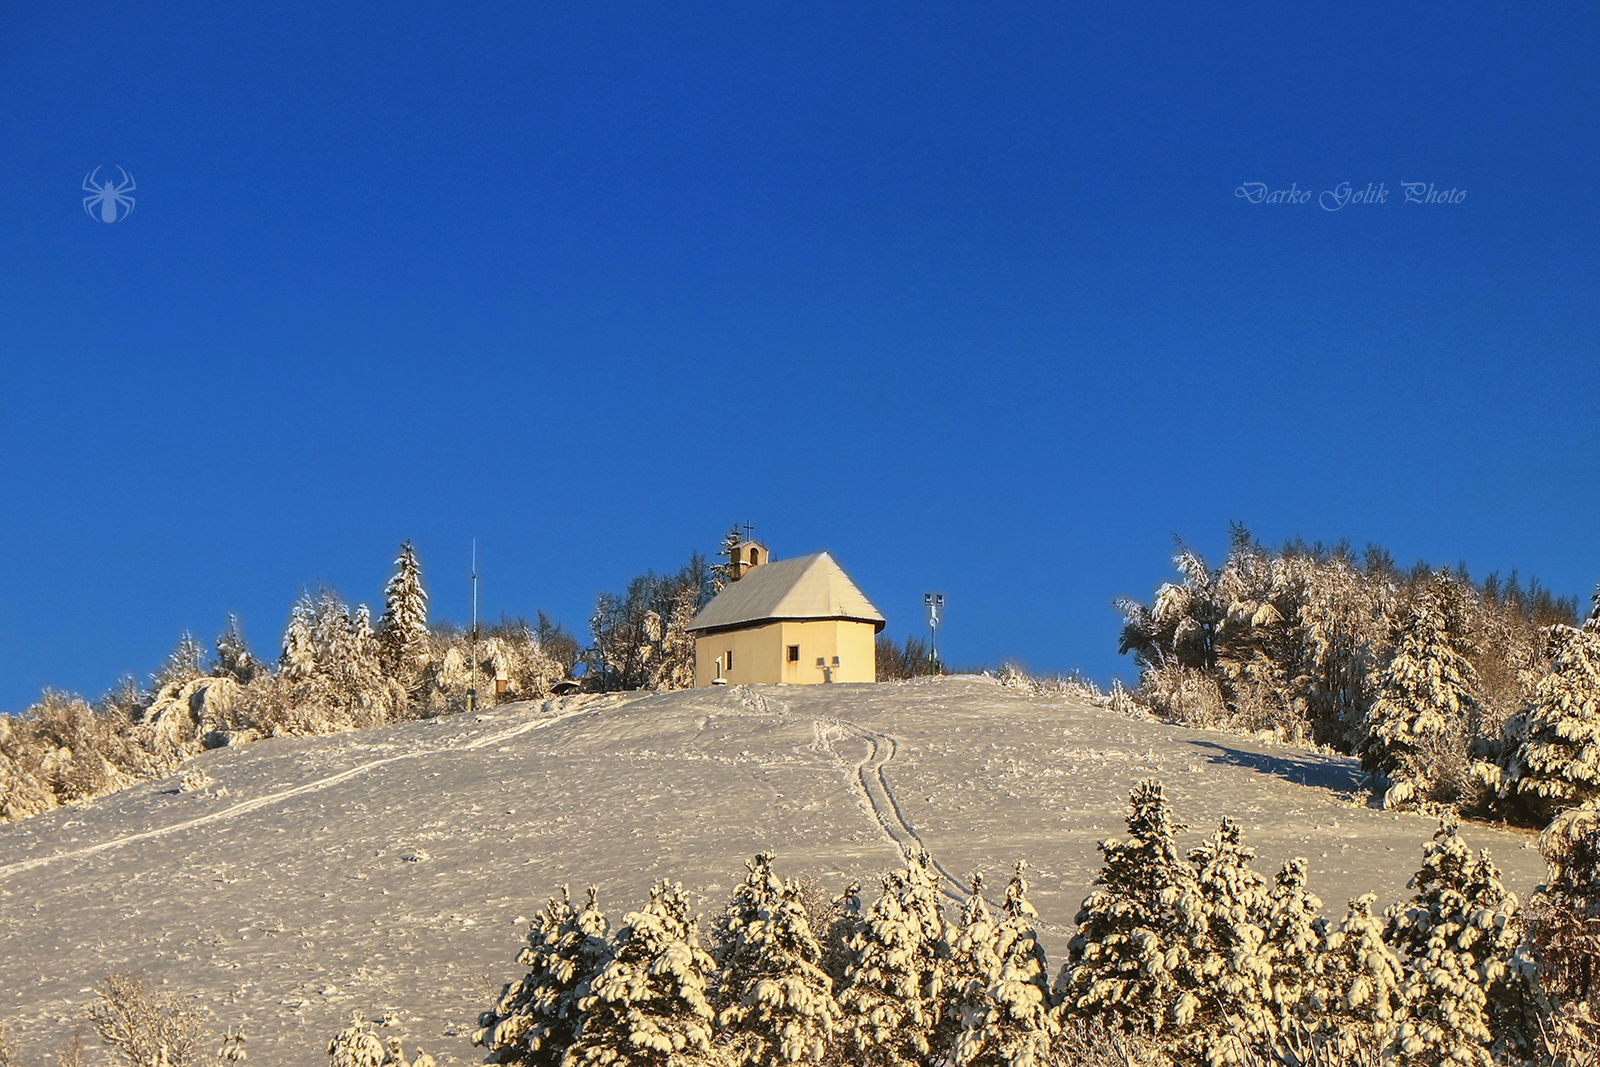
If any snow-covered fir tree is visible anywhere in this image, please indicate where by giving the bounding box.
[379,541,430,682]
[815,880,864,996]
[945,874,1003,1064]
[566,880,716,1067]
[152,631,206,691]
[1312,894,1408,1053]
[717,878,840,1065]
[896,847,951,1032]
[1360,583,1482,810]
[313,588,354,680]
[1261,857,1324,1026]
[1059,780,1199,1038]
[958,863,1055,1067]
[713,853,784,979]
[214,614,261,683]
[281,594,317,684]
[475,886,613,1066]
[711,525,746,592]
[837,874,934,1067]
[1182,817,1276,1064]
[1383,819,1524,1067]
[1492,623,1600,824]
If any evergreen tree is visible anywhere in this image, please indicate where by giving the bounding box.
[475,886,613,1066]
[152,632,206,691]
[946,874,1003,1065]
[713,852,785,1011]
[281,594,317,684]
[1360,584,1482,810]
[567,881,716,1067]
[1261,858,1323,1025]
[963,863,1055,1067]
[1497,624,1600,823]
[711,526,746,592]
[1313,895,1407,1053]
[1183,818,1275,1063]
[1383,820,1523,1067]
[718,879,840,1065]
[1060,780,1199,1038]
[837,874,933,1067]
[214,614,261,683]
[896,847,951,1031]
[379,541,430,681]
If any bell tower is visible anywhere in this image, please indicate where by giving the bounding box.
[731,538,768,580]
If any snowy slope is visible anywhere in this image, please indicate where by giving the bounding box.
[0,677,1544,1065]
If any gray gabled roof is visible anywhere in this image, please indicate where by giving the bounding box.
[687,552,885,633]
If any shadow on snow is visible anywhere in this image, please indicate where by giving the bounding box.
[1185,738,1365,796]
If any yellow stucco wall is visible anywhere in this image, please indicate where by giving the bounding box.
[694,619,877,686]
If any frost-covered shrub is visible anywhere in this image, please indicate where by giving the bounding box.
[89,971,236,1067]
[178,767,215,793]
[327,1013,435,1067]
[998,663,1031,691]
[1137,664,1230,729]
[0,689,169,821]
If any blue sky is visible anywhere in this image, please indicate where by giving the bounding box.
[2,2,1597,712]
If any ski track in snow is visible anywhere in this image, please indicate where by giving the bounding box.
[813,717,965,902]
[0,696,616,881]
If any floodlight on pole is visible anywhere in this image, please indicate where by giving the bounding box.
[923,592,945,672]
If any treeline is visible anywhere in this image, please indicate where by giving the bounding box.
[473,782,1595,1067]
[0,530,770,824]
[0,542,570,822]
[1115,526,1598,826]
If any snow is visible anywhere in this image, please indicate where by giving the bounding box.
[0,676,1546,1065]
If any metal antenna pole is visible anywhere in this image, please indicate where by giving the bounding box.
[469,537,479,711]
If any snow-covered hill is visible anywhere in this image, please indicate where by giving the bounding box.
[0,676,1544,1065]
